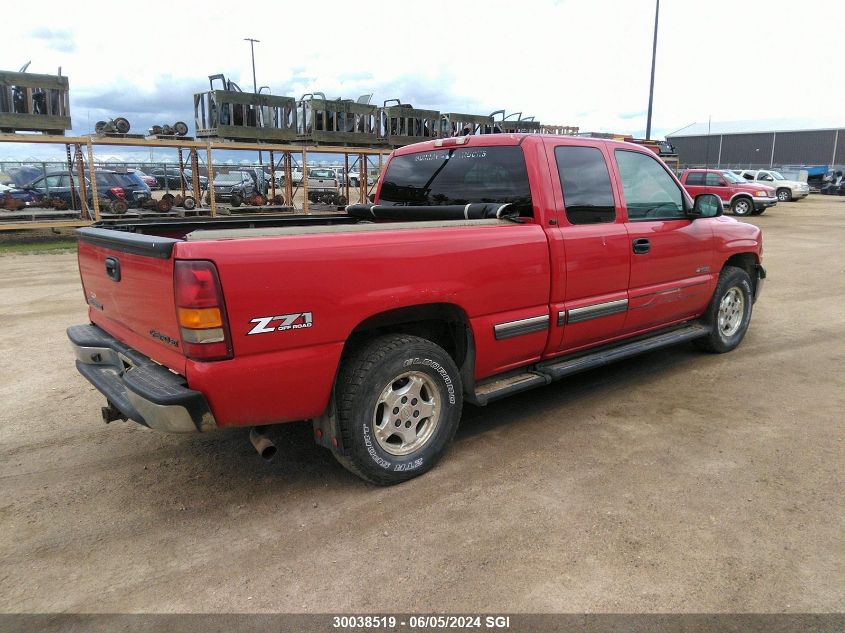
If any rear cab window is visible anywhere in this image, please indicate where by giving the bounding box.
[554,145,615,225]
[378,146,533,217]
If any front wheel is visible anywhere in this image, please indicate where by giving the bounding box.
[731,197,754,216]
[694,266,754,353]
[776,188,792,202]
[334,334,463,485]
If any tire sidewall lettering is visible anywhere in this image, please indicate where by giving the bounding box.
[359,355,457,472]
[402,357,456,405]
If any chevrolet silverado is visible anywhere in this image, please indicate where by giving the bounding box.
[68,134,765,485]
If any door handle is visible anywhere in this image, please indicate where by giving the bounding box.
[632,238,651,254]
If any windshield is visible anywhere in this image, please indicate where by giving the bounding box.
[769,171,786,180]
[216,173,245,183]
[379,146,532,209]
[721,171,745,183]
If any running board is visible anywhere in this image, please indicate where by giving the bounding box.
[470,323,710,406]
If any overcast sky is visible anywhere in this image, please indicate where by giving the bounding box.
[3,0,843,161]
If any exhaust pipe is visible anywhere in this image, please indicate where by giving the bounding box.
[249,428,277,462]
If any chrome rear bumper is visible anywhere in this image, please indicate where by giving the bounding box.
[67,324,216,433]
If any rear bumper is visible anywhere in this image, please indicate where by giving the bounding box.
[67,324,216,433]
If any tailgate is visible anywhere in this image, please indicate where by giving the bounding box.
[76,228,186,373]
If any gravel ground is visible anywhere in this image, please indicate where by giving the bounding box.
[0,196,843,614]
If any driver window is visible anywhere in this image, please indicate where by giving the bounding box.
[614,150,685,221]
[759,173,773,181]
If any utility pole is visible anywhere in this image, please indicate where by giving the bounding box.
[244,37,262,165]
[645,0,660,140]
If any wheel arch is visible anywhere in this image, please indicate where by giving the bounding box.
[729,192,754,205]
[343,303,476,393]
[722,252,760,292]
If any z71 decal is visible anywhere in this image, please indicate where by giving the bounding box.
[248,312,313,335]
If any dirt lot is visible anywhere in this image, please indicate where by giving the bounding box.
[0,196,843,614]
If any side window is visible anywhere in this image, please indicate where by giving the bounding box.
[705,172,724,186]
[742,172,754,180]
[758,172,773,181]
[615,150,685,221]
[43,175,63,189]
[554,145,615,224]
[685,171,705,186]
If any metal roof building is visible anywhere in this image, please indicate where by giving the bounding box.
[667,124,845,169]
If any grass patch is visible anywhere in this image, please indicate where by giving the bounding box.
[0,239,77,255]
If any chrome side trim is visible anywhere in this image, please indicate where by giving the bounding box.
[566,298,629,324]
[494,315,549,340]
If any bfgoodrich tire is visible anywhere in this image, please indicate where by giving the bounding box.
[334,334,463,485]
[694,266,754,353]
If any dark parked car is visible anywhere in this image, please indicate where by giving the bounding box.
[212,171,256,206]
[0,182,43,209]
[24,169,149,212]
[104,170,152,208]
[150,167,208,191]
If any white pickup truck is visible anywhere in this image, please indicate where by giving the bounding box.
[306,168,346,205]
[734,169,809,202]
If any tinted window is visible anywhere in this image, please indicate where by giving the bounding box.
[705,172,724,186]
[379,146,532,212]
[554,146,615,224]
[96,172,123,187]
[114,173,147,190]
[685,171,705,185]
[615,150,685,220]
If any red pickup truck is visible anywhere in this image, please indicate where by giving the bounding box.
[680,168,777,216]
[69,135,765,485]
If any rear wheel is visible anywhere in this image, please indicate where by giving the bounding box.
[334,334,463,485]
[776,188,791,202]
[731,197,754,216]
[694,266,754,353]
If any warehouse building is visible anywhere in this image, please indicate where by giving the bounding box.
[667,125,845,169]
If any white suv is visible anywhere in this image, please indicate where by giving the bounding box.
[735,170,809,202]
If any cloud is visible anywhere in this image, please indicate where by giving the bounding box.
[30,27,77,53]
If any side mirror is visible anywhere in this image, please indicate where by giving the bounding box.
[368,193,376,203]
[689,194,722,219]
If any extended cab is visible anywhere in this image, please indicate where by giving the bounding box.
[68,135,765,485]
[680,168,777,216]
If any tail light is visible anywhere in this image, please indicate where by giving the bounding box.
[109,187,126,200]
[173,260,233,361]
